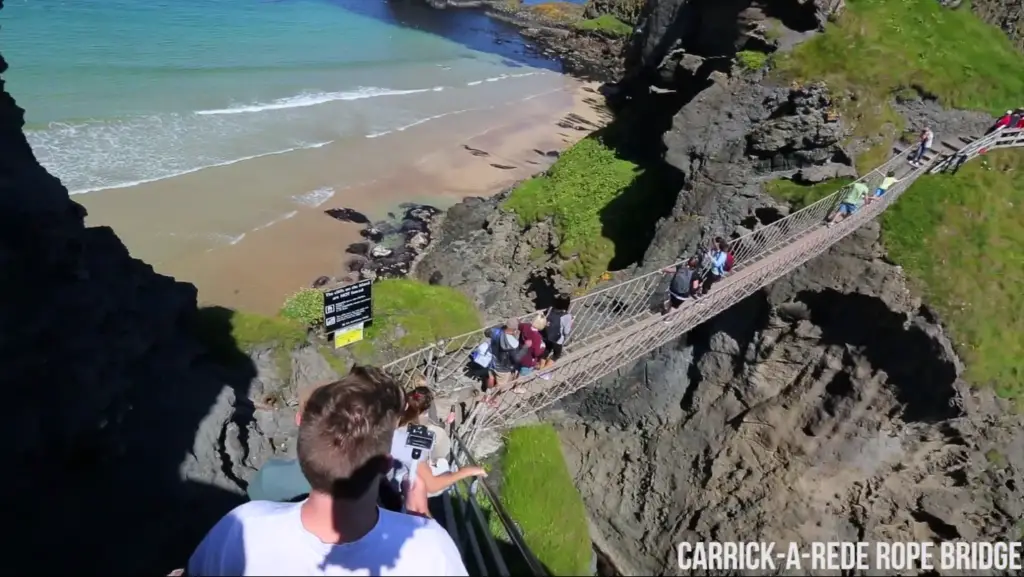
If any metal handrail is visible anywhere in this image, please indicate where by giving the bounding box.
[441,430,548,577]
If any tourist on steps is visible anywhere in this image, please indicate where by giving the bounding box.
[827,182,869,227]
[539,293,572,369]
[908,126,934,167]
[389,386,486,499]
[987,110,1013,134]
[187,366,469,576]
[867,170,900,203]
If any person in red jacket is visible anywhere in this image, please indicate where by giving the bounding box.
[987,110,1012,134]
[516,315,548,379]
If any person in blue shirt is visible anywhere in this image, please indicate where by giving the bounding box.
[698,237,729,297]
[245,384,325,503]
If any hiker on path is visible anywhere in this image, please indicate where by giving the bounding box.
[908,126,934,167]
[828,182,869,227]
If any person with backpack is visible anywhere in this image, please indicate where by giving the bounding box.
[469,319,519,392]
[661,257,701,315]
[698,237,730,297]
[539,294,572,369]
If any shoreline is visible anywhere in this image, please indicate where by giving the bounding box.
[132,78,610,314]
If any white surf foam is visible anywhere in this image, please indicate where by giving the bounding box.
[366,108,475,139]
[292,186,336,208]
[195,86,445,116]
[67,140,332,195]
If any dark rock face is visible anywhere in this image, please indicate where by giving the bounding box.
[0,21,263,573]
[341,203,441,283]
[972,0,1024,51]
[624,0,844,90]
[554,221,1024,575]
[414,194,571,319]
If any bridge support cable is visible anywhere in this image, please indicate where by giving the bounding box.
[380,130,1022,443]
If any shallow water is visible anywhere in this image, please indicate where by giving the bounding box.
[2,0,564,194]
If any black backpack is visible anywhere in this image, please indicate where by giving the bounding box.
[545,310,564,343]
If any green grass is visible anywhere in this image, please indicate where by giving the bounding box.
[736,50,769,71]
[774,0,1024,168]
[881,151,1024,405]
[501,424,592,576]
[193,279,480,378]
[528,1,585,23]
[775,0,1024,113]
[348,278,481,362]
[764,177,854,210]
[574,14,633,37]
[502,134,643,280]
[192,306,307,380]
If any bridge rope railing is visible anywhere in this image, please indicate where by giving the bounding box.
[452,127,1024,441]
[381,138,914,390]
[421,128,1021,574]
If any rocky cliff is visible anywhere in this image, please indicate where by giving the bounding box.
[0,8,314,571]
[554,220,1024,574]
[414,0,1024,572]
[972,0,1024,51]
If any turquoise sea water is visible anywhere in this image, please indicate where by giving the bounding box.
[1,0,562,193]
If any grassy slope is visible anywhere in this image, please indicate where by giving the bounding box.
[502,134,644,280]
[764,177,854,209]
[193,279,480,379]
[883,152,1024,403]
[501,424,592,575]
[574,14,633,37]
[774,0,1024,171]
[348,278,481,362]
[769,0,1024,403]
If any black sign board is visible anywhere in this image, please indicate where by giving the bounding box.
[323,279,373,333]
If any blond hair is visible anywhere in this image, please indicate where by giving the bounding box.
[531,314,547,331]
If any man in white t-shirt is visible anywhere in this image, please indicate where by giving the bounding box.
[186,366,468,576]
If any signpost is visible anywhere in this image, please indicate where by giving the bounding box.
[323,279,373,349]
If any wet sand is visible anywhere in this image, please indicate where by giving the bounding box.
[77,78,610,315]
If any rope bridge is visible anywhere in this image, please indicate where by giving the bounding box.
[383,127,1024,444]
[406,129,1022,577]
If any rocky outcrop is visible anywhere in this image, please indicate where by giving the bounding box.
[623,0,844,90]
[414,193,572,319]
[0,14,300,572]
[553,221,1024,575]
[584,0,646,25]
[972,0,1024,51]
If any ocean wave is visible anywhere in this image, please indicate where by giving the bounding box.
[366,108,475,139]
[68,140,332,195]
[195,86,445,116]
[467,71,541,87]
[292,186,336,208]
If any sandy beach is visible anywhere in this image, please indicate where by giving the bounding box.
[76,77,610,315]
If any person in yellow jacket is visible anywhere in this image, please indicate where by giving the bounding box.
[867,170,900,204]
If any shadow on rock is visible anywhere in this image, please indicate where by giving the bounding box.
[0,40,258,573]
[797,288,960,424]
